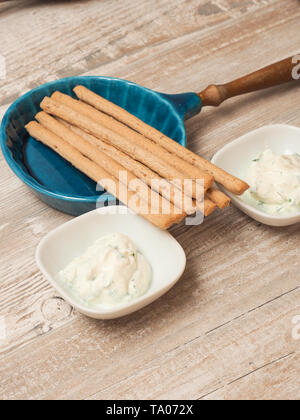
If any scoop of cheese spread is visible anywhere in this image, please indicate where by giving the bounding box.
[242,149,300,215]
[59,233,152,306]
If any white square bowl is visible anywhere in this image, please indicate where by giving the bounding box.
[211,124,300,227]
[36,206,186,319]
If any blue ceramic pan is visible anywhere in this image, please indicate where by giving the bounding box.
[0,76,201,216]
[0,57,294,215]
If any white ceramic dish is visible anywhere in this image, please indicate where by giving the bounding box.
[36,206,186,319]
[211,124,300,227]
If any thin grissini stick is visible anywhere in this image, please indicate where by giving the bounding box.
[52,91,213,191]
[206,187,231,209]
[47,96,215,216]
[74,86,245,195]
[203,198,216,217]
[51,91,213,192]
[61,121,216,217]
[36,112,182,217]
[25,122,185,230]
[74,85,249,195]
[60,120,198,216]
[41,97,202,201]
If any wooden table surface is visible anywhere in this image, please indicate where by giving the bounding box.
[1,0,300,401]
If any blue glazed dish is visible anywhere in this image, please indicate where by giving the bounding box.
[0,76,202,216]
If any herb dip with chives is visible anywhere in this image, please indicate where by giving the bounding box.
[242,149,300,215]
[59,233,152,307]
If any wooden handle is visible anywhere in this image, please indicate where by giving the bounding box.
[199,56,297,107]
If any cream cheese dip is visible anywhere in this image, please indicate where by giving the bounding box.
[59,233,152,307]
[242,148,300,215]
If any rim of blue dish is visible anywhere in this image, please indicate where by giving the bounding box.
[0,76,187,204]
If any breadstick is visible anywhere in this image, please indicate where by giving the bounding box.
[25,122,185,230]
[60,121,215,217]
[206,187,231,209]
[74,85,249,195]
[36,111,182,217]
[41,97,202,201]
[59,120,198,216]
[51,91,213,192]
[203,198,216,217]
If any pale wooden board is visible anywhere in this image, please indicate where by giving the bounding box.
[0,0,300,400]
[203,353,300,400]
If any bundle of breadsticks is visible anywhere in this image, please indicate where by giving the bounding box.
[25,86,249,230]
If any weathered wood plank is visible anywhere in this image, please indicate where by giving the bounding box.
[203,352,300,400]
[88,289,300,400]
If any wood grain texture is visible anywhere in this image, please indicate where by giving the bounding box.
[0,0,300,400]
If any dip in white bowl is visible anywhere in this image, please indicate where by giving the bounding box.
[59,232,152,307]
[211,125,300,227]
[242,148,300,216]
